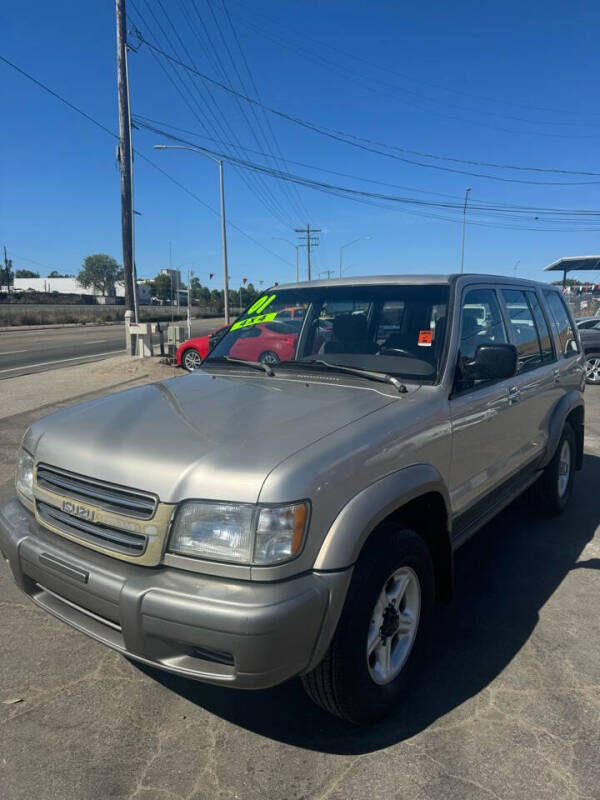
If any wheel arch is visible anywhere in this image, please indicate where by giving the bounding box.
[539,391,585,471]
[314,464,453,603]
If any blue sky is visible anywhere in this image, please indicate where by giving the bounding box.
[2,0,600,290]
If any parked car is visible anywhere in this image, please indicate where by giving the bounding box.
[576,317,600,384]
[0,275,585,724]
[177,320,300,371]
[176,325,230,371]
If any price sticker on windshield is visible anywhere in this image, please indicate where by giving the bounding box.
[231,312,278,331]
[230,294,278,330]
[418,329,433,347]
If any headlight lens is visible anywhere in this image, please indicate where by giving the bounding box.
[169,502,254,563]
[254,503,308,564]
[16,449,34,501]
[169,501,309,565]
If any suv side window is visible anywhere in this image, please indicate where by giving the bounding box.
[457,288,508,389]
[543,291,580,356]
[525,291,555,363]
[501,289,549,372]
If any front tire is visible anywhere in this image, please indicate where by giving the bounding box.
[182,348,203,371]
[301,525,434,724]
[584,352,600,384]
[535,422,576,516]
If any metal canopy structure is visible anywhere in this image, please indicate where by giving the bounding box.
[544,255,600,288]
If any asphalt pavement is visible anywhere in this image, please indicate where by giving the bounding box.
[0,367,598,800]
[0,318,224,379]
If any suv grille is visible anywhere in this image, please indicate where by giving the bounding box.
[36,465,157,520]
[37,501,147,556]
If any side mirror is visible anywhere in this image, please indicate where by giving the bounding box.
[464,343,517,382]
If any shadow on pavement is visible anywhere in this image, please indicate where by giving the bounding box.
[137,453,600,754]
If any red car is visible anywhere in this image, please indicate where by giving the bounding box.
[176,325,229,371]
[177,321,299,371]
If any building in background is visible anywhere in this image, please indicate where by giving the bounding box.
[13,277,152,304]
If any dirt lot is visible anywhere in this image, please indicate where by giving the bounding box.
[0,359,598,800]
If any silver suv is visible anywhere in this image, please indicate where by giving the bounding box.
[0,275,585,723]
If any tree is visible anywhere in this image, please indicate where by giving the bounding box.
[153,273,173,304]
[48,270,73,278]
[15,269,40,278]
[77,254,123,296]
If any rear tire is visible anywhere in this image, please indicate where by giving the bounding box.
[584,352,600,384]
[301,525,434,724]
[258,350,280,366]
[534,422,575,517]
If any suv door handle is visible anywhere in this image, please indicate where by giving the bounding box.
[553,368,560,384]
[508,386,521,405]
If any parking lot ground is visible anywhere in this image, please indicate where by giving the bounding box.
[0,365,599,800]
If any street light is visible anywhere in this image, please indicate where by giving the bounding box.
[154,144,230,325]
[460,187,472,274]
[272,238,300,282]
[339,236,372,278]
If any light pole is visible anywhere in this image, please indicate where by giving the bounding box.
[339,236,372,278]
[272,238,300,281]
[154,144,230,325]
[460,187,472,274]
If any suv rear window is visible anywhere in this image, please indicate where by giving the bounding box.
[501,289,554,372]
[543,292,580,356]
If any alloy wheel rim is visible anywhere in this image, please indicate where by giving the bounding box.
[557,439,571,498]
[585,357,600,383]
[366,566,421,685]
[184,350,202,370]
[260,352,280,365]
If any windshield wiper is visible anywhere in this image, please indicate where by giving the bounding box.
[284,359,407,393]
[205,356,274,376]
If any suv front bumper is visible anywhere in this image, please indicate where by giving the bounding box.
[0,499,351,689]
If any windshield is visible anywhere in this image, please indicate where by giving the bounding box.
[206,284,450,382]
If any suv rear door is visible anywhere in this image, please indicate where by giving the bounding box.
[497,286,560,469]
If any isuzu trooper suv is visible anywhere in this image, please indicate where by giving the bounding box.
[0,275,585,723]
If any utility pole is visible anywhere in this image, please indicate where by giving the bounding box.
[2,246,13,293]
[319,269,336,279]
[295,224,321,281]
[219,161,230,324]
[460,187,471,274]
[116,0,136,334]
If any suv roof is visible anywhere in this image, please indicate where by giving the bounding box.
[274,274,556,291]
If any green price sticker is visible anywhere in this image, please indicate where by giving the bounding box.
[246,294,276,315]
[231,311,277,331]
[230,294,277,330]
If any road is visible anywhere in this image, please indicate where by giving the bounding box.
[0,318,225,379]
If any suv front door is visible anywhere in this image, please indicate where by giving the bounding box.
[449,286,520,522]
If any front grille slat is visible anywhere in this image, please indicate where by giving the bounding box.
[38,501,147,556]
[37,466,157,519]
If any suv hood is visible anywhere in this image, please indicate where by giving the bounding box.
[25,371,400,503]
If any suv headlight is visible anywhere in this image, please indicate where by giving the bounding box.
[169,501,308,565]
[16,449,34,501]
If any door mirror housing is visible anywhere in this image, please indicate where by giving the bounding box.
[463,343,517,382]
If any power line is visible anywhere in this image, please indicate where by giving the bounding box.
[0,53,294,268]
[230,0,600,125]
[134,36,600,186]
[130,0,297,227]
[217,0,309,220]
[132,123,600,224]
[133,115,600,211]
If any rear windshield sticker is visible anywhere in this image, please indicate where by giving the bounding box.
[231,311,277,331]
[418,329,433,347]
